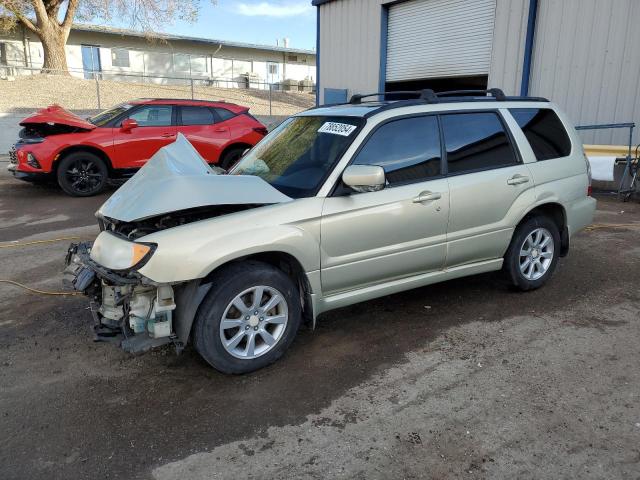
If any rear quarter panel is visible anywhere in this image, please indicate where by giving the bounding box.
[502,106,596,236]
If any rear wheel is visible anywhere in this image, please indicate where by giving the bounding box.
[193,261,301,374]
[218,146,247,171]
[56,151,108,197]
[504,215,560,291]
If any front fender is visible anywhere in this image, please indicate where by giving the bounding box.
[137,199,323,283]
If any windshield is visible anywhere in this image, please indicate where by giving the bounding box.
[89,103,134,126]
[229,115,363,198]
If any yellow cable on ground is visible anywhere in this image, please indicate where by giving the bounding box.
[0,236,85,249]
[0,279,81,296]
[585,223,640,231]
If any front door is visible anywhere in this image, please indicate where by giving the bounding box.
[113,104,177,169]
[440,111,536,267]
[81,45,101,79]
[320,115,449,294]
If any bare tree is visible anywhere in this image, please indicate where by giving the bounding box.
[0,0,213,74]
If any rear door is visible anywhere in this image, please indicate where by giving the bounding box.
[320,115,449,294]
[112,104,176,169]
[442,111,535,267]
[177,106,230,164]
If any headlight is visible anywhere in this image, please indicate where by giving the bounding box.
[90,231,155,271]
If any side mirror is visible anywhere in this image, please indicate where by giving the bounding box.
[121,118,138,131]
[342,165,385,193]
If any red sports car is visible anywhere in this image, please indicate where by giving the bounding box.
[8,99,268,196]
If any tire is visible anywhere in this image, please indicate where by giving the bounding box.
[193,261,301,374]
[56,151,108,197]
[504,215,561,291]
[218,146,247,171]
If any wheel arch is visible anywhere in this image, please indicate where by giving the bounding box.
[219,142,253,162]
[53,145,114,175]
[517,202,569,256]
[173,250,315,347]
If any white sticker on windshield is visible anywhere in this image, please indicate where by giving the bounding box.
[318,122,357,136]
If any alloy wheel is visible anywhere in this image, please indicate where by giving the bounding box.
[219,286,289,359]
[519,227,554,281]
[65,158,104,194]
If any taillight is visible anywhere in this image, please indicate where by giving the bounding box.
[253,127,268,136]
[584,152,592,196]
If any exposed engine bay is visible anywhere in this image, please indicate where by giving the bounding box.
[64,242,182,352]
[100,204,260,240]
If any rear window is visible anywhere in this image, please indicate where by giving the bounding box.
[215,108,236,121]
[441,112,519,174]
[181,106,215,125]
[510,108,571,160]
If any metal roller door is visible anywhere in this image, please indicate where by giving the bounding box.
[386,0,496,82]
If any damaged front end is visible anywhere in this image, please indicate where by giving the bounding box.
[63,134,293,355]
[64,239,180,353]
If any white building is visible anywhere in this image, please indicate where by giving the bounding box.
[0,23,316,89]
[313,0,640,144]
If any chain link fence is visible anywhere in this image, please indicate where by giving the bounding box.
[0,66,316,117]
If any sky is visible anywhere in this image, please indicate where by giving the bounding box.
[108,1,317,51]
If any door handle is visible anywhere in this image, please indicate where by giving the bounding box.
[161,133,176,138]
[412,191,442,203]
[507,174,530,185]
[213,127,228,133]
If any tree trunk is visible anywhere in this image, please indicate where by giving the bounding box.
[39,27,69,75]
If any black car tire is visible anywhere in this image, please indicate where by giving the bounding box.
[218,146,247,171]
[193,261,301,374]
[504,215,561,291]
[56,151,108,197]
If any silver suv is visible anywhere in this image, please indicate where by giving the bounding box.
[65,89,596,373]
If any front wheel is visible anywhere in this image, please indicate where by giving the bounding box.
[504,216,560,291]
[193,261,301,374]
[56,151,108,197]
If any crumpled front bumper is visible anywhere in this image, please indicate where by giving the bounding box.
[64,242,178,353]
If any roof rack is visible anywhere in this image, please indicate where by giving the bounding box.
[348,88,548,107]
[349,88,509,104]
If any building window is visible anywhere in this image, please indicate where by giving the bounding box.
[268,63,278,75]
[287,55,298,62]
[173,53,190,72]
[190,55,207,73]
[111,48,130,68]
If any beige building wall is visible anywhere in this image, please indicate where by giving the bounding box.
[0,27,316,86]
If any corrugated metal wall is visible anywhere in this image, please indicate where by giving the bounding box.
[318,0,384,104]
[488,0,529,95]
[529,0,640,145]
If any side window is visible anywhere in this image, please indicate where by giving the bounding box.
[353,116,441,185]
[510,108,572,160]
[215,108,236,122]
[181,106,215,125]
[127,105,173,127]
[441,112,519,174]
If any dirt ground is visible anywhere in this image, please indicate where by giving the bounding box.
[0,164,639,480]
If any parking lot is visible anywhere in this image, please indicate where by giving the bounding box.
[1,165,639,480]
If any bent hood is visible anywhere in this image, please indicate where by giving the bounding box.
[97,134,292,222]
[20,104,96,131]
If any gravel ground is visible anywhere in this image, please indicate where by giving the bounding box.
[0,167,639,480]
[0,75,315,116]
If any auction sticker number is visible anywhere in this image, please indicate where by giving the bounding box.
[318,122,357,136]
